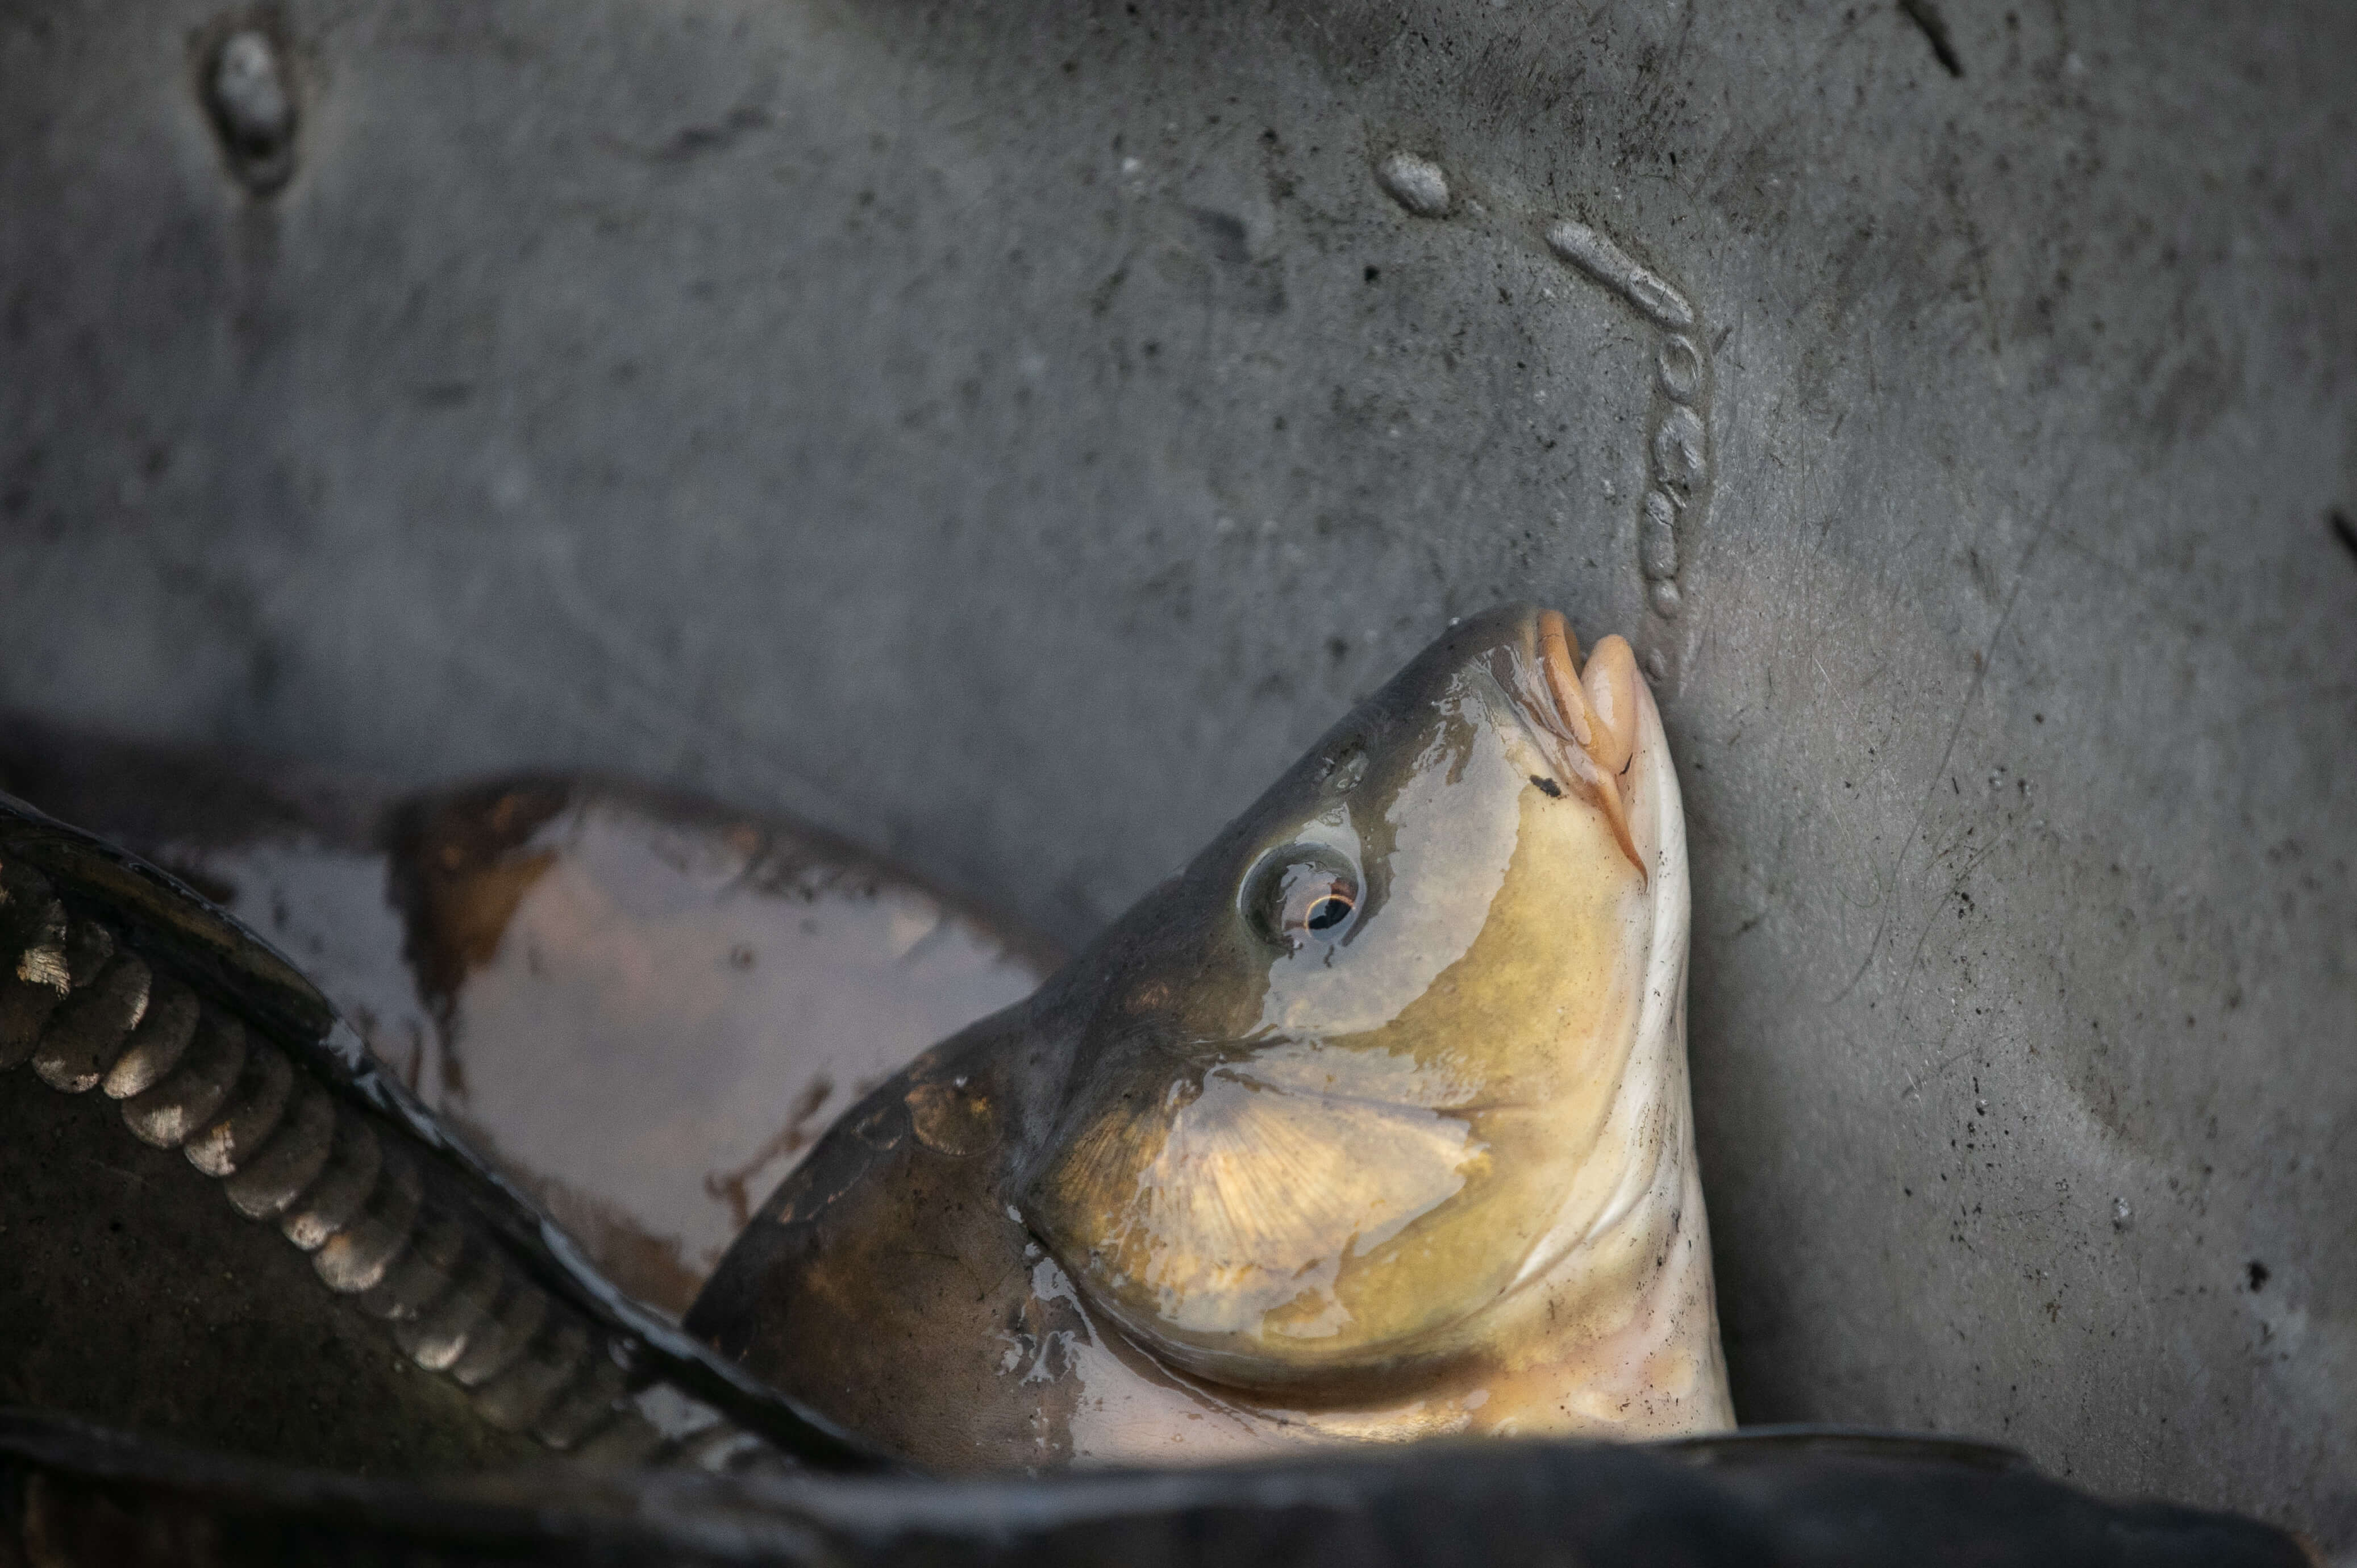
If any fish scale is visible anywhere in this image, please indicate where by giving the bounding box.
[0,827,868,1474]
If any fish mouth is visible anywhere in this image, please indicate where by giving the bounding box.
[1491,606,1647,878]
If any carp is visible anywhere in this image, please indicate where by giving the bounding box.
[689,605,1733,1467]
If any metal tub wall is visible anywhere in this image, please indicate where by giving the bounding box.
[2,0,2352,1552]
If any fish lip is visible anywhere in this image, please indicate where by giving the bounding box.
[1480,612,1596,796]
[1480,605,1647,878]
[1493,674,1585,788]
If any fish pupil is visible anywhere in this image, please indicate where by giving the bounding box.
[1305,893,1352,931]
[1243,843,1364,950]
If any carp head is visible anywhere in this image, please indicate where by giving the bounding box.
[688,606,1730,1467]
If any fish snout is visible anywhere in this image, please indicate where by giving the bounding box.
[1492,608,1647,878]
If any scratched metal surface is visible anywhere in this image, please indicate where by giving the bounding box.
[1,0,2352,1552]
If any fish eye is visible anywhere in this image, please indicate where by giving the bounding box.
[1243,845,1363,952]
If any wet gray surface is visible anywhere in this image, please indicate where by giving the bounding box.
[2,0,2352,1550]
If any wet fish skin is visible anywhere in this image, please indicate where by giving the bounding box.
[692,605,1729,1467]
[0,793,880,1477]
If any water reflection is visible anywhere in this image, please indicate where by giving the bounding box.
[393,779,1056,1313]
[0,728,1055,1320]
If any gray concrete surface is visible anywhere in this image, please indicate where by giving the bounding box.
[3,0,2352,1548]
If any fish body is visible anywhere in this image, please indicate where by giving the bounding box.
[689,606,1733,1467]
